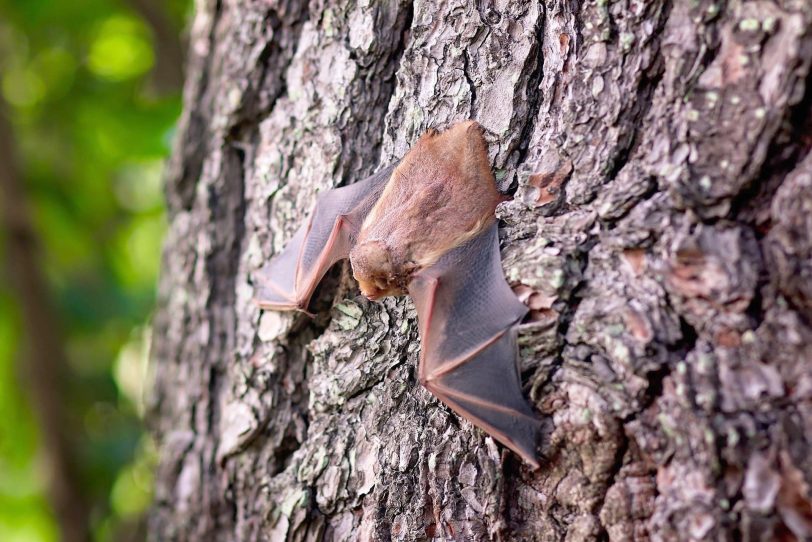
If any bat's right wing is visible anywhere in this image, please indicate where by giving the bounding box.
[255,164,395,312]
[408,223,541,467]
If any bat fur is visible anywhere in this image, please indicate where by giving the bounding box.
[255,121,542,467]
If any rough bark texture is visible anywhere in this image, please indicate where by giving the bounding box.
[149,0,812,540]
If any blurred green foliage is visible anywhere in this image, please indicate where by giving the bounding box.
[0,0,190,540]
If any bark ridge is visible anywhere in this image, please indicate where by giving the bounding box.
[149,1,812,540]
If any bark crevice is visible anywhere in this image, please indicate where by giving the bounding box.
[150,2,812,540]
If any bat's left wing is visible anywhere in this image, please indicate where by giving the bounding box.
[408,222,541,467]
[255,164,395,312]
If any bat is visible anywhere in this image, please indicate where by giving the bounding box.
[254,121,542,468]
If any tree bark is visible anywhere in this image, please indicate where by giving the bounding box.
[148,1,812,540]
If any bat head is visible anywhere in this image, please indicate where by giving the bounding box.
[349,239,413,300]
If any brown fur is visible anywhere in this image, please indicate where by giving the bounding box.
[350,121,500,299]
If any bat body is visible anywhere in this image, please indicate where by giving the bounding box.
[255,121,541,467]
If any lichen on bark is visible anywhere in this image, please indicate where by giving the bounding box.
[149,1,812,540]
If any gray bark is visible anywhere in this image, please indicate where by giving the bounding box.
[148,0,812,540]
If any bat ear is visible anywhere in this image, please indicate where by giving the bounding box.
[463,119,483,134]
[455,121,494,185]
[462,121,487,148]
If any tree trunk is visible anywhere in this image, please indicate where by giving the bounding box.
[148,1,812,540]
[1,103,91,542]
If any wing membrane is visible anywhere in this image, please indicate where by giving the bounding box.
[409,223,541,467]
[255,164,395,311]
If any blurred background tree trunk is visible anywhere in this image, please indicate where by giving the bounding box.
[148,1,812,540]
[0,105,91,542]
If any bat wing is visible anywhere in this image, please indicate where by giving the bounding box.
[408,222,541,467]
[255,164,395,312]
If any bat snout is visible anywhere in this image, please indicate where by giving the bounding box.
[357,277,403,301]
[358,280,384,300]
